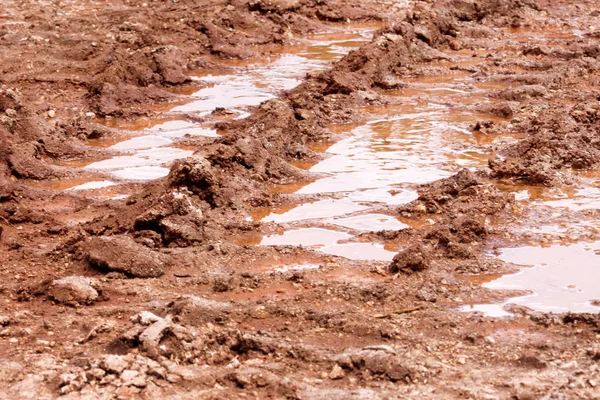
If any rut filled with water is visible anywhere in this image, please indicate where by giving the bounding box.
[49,19,600,316]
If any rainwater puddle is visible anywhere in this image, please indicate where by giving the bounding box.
[64,25,379,190]
[320,243,396,262]
[459,19,600,313]
[326,214,409,231]
[262,199,369,223]
[502,180,600,212]
[260,228,396,261]
[261,228,352,247]
[173,26,379,118]
[464,243,600,315]
[257,64,519,261]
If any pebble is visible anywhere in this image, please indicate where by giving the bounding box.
[102,355,129,374]
[47,110,55,118]
[329,364,345,380]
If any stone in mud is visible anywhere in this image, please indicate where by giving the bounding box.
[388,243,430,274]
[329,364,345,380]
[48,276,100,306]
[120,369,147,388]
[86,235,165,278]
[159,214,205,244]
[101,355,130,374]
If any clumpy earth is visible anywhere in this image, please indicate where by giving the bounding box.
[1,0,600,399]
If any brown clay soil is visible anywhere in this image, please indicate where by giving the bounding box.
[1,0,600,399]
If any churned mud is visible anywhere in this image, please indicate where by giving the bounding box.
[1,0,600,399]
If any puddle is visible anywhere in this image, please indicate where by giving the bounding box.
[500,180,600,211]
[51,24,378,192]
[479,243,600,314]
[326,214,409,231]
[262,199,368,223]
[84,147,194,181]
[68,180,117,191]
[320,243,396,262]
[256,56,519,262]
[261,228,352,247]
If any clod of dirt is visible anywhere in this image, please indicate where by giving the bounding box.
[388,243,431,274]
[48,276,101,306]
[350,348,412,382]
[168,156,219,206]
[85,235,166,278]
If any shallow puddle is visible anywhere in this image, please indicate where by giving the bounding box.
[465,243,600,315]
[261,228,352,247]
[326,214,409,231]
[319,243,396,262]
[262,199,369,223]
[257,59,520,261]
[57,25,379,190]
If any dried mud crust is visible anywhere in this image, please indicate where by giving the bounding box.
[1,0,600,399]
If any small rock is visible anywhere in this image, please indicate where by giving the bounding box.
[449,39,462,51]
[0,316,10,326]
[47,110,56,118]
[48,276,100,306]
[101,355,129,374]
[131,311,161,326]
[121,370,146,388]
[166,374,182,383]
[329,364,345,380]
[86,368,106,381]
[485,335,496,344]
[85,235,166,278]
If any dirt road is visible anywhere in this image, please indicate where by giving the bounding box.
[1,0,600,398]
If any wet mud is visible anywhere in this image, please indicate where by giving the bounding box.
[1,0,600,399]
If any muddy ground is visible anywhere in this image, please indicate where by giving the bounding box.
[1,0,600,399]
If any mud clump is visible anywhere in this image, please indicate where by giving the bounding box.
[395,170,513,265]
[0,87,100,182]
[85,236,166,278]
[168,156,220,207]
[388,243,431,274]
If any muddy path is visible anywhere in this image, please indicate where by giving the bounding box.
[1,0,600,399]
